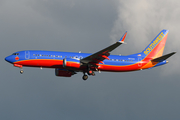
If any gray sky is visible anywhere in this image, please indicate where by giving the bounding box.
[0,0,180,120]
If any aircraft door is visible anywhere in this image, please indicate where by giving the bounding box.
[138,57,142,67]
[25,51,30,59]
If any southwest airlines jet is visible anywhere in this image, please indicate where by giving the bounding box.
[5,29,175,80]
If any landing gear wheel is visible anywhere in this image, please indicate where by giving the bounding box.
[87,70,95,76]
[20,70,24,74]
[87,70,92,75]
[82,75,88,80]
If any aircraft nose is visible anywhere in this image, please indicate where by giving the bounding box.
[5,56,13,63]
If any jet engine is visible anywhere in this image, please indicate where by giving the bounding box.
[55,68,76,77]
[63,58,81,69]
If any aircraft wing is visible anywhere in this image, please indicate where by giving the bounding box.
[80,31,127,65]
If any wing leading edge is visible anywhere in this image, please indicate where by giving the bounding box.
[80,31,127,65]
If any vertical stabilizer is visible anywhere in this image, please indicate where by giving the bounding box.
[142,29,169,59]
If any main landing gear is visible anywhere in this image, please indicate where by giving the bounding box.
[82,70,95,81]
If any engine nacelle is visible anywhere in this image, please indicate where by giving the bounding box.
[55,68,75,77]
[63,58,81,69]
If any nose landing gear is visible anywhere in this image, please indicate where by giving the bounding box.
[14,64,24,74]
[20,69,24,74]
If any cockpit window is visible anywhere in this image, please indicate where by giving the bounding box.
[12,53,19,55]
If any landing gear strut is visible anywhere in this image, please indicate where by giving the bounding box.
[14,64,24,74]
[91,71,95,76]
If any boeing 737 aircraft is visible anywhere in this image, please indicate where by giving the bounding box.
[5,29,175,80]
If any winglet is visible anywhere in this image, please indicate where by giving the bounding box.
[119,31,127,43]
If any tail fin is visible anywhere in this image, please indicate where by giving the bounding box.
[142,29,169,59]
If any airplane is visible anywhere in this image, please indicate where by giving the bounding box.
[5,29,176,80]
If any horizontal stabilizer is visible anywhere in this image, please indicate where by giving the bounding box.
[151,52,176,62]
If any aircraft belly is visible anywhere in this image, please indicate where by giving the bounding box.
[98,64,139,72]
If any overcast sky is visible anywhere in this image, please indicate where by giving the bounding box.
[0,0,180,120]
